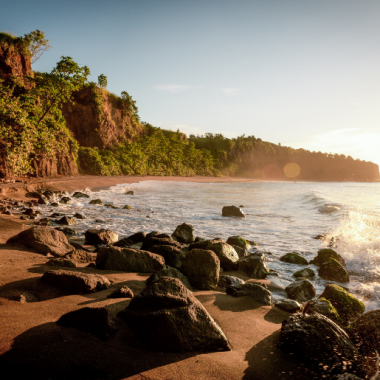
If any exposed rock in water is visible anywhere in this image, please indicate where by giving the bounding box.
[41,270,110,294]
[237,252,269,279]
[304,297,342,325]
[285,278,316,302]
[280,252,308,265]
[85,229,118,245]
[293,268,315,278]
[148,245,186,269]
[57,216,77,226]
[141,236,183,251]
[55,227,76,237]
[46,258,76,268]
[6,226,74,257]
[118,277,231,352]
[226,283,272,305]
[73,213,86,219]
[107,285,134,299]
[57,307,118,341]
[172,223,195,243]
[321,284,365,325]
[72,191,90,198]
[64,249,95,264]
[275,299,302,313]
[280,312,359,375]
[96,246,165,272]
[231,245,248,259]
[222,205,245,218]
[146,267,193,290]
[318,257,349,283]
[89,199,103,205]
[125,190,134,195]
[226,236,251,250]
[218,275,245,289]
[59,196,72,204]
[181,249,220,290]
[309,248,346,267]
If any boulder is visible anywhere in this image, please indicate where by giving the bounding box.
[141,236,183,251]
[293,268,315,278]
[118,277,230,352]
[55,227,76,237]
[275,299,302,313]
[72,191,90,198]
[226,236,251,250]
[350,309,380,356]
[237,252,269,279]
[89,199,103,205]
[280,312,359,375]
[181,249,220,290]
[318,258,349,283]
[285,278,316,302]
[125,190,134,195]
[73,213,86,219]
[6,227,74,257]
[321,284,365,325]
[310,248,346,267]
[148,245,186,269]
[146,267,193,290]
[37,195,49,205]
[123,205,132,210]
[59,196,72,204]
[64,249,95,263]
[222,206,245,218]
[172,223,195,243]
[113,232,146,248]
[85,229,118,245]
[46,258,76,268]
[280,252,308,265]
[57,216,77,226]
[304,297,342,325]
[218,275,245,289]
[107,285,134,299]
[96,246,165,272]
[226,283,272,305]
[231,245,248,259]
[57,307,118,340]
[41,270,110,294]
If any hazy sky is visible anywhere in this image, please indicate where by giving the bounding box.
[2,0,380,165]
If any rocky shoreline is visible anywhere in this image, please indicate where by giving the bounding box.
[0,181,378,379]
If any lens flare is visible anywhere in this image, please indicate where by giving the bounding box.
[262,164,282,180]
[284,163,301,178]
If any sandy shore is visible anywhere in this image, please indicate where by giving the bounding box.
[0,175,317,379]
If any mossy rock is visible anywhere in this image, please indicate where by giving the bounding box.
[318,258,349,283]
[321,284,365,325]
[304,297,342,325]
[310,248,346,267]
[123,205,132,210]
[226,236,251,250]
[293,268,315,278]
[89,199,103,205]
[280,252,308,265]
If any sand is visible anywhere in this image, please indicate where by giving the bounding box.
[0,175,316,379]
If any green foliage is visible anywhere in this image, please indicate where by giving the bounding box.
[23,30,51,63]
[88,82,105,123]
[97,74,107,89]
[121,91,139,124]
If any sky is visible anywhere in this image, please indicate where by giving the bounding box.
[2,0,380,166]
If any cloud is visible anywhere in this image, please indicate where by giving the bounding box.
[154,84,202,93]
[221,87,241,96]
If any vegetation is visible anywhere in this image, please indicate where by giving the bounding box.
[97,74,107,89]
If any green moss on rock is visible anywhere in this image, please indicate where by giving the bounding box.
[280,252,308,265]
[310,248,346,267]
[226,236,251,250]
[318,257,349,283]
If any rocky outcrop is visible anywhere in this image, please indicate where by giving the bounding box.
[118,277,231,352]
[172,223,194,243]
[31,153,78,177]
[85,229,118,245]
[222,206,245,217]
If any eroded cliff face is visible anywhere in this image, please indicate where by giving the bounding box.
[62,87,143,149]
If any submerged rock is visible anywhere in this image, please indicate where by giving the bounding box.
[237,252,269,279]
[285,278,316,302]
[107,285,134,299]
[59,196,72,204]
[118,277,230,352]
[57,216,77,226]
[226,283,272,305]
[172,223,195,243]
[280,252,308,265]
[222,205,245,218]
[293,268,315,278]
[72,191,90,198]
[310,248,346,267]
[55,227,76,237]
[73,213,86,219]
[318,257,349,283]
[85,229,118,245]
[125,190,134,195]
[89,199,103,205]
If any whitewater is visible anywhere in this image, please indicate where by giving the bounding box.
[39,180,380,310]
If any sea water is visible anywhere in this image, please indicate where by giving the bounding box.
[40,180,380,310]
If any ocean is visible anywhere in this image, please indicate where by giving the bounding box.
[41,180,380,310]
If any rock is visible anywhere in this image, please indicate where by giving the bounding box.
[319,258,350,283]
[37,195,49,205]
[141,236,182,251]
[113,232,146,248]
[304,297,342,325]
[59,196,72,204]
[280,312,359,375]
[226,236,251,250]
[231,245,248,259]
[222,205,245,218]
[146,267,193,290]
[107,285,134,298]
[125,190,134,195]
[280,252,308,265]
[55,227,76,236]
[172,223,195,243]
[293,268,315,278]
[350,309,380,356]
[148,245,186,269]
[89,199,103,205]
[123,205,132,209]
[226,283,272,305]
[237,252,269,279]
[7,227,74,257]
[57,307,118,340]
[25,191,43,199]
[94,219,105,223]
[73,213,86,219]
[285,278,316,302]
[41,270,110,294]
[96,246,165,272]
[70,242,90,252]
[46,258,76,268]
[314,234,327,240]
[57,216,77,226]
[51,202,59,207]
[321,284,365,325]
[85,229,118,245]
[310,248,346,267]
[23,208,35,216]
[275,299,302,313]
[118,277,230,352]
[72,191,90,198]
[64,250,95,263]
[181,249,220,290]
[218,275,245,289]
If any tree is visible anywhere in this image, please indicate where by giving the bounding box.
[121,91,139,123]
[97,74,107,89]
[23,30,51,64]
